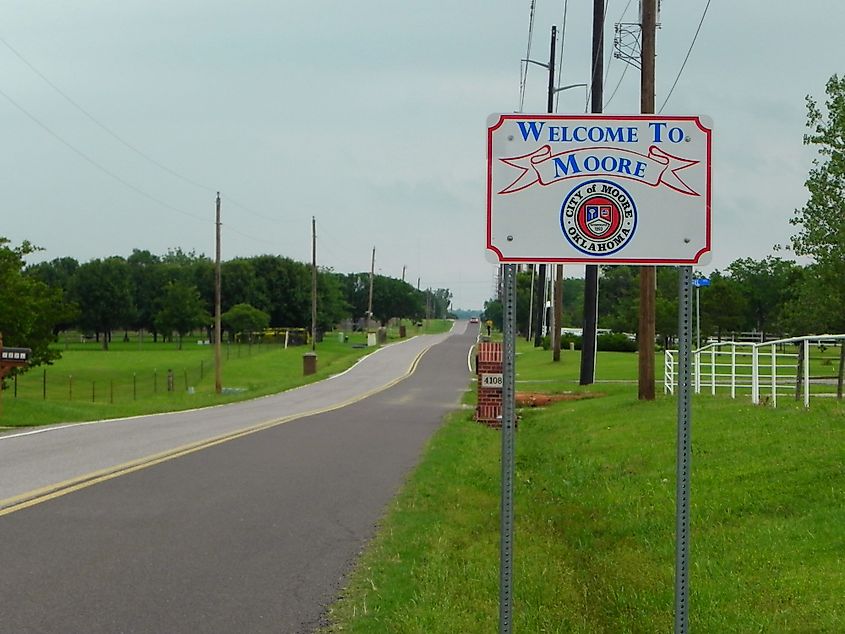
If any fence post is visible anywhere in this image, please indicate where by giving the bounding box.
[710,347,716,395]
[134,373,137,400]
[43,369,47,400]
[794,341,804,403]
[694,350,700,394]
[69,375,73,401]
[92,381,96,403]
[771,345,778,407]
[730,345,736,399]
[803,340,810,408]
[751,345,759,404]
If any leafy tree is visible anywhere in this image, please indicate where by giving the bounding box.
[598,265,639,333]
[221,258,268,314]
[73,257,135,349]
[26,256,79,292]
[222,303,270,342]
[154,281,210,350]
[782,264,844,334]
[789,75,845,331]
[698,271,748,341]
[317,269,351,331]
[481,298,503,331]
[0,238,71,369]
[426,288,453,319]
[25,256,80,335]
[726,257,799,336]
[561,277,585,327]
[127,249,165,339]
[251,255,309,327]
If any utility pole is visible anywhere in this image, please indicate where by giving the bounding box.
[553,265,563,361]
[311,216,317,352]
[526,266,535,342]
[580,0,604,385]
[214,193,222,395]
[367,247,375,330]
[533,25,557,348]
[638,0,657,401]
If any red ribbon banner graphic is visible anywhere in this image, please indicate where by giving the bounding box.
[498,145,700,196]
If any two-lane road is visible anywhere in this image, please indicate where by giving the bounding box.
[0,322,478,632]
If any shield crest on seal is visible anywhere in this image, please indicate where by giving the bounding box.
[585,205,613,236]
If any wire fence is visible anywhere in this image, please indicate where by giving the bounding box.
[8,340,278,405]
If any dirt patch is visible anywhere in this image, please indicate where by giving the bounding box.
[515,391,602,407]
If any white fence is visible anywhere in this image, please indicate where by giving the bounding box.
[664,334,845,407]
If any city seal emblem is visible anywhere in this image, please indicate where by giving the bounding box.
[560,179,637,256]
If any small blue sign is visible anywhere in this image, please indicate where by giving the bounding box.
[693,277,711,288]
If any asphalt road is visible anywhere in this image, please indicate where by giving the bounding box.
[0,322,477,633]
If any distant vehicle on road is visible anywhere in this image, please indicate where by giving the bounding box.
[469,317,479,324]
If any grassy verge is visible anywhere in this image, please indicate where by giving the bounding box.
[323,344,844,632]
[1,320,453,427]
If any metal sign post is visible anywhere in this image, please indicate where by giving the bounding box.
[499,263,517,634]
[486,114,712,633]
[693,276,710,349]
[675,266,693,633]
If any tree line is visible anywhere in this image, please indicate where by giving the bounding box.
[483,255,842,348]
[0,244,453,364]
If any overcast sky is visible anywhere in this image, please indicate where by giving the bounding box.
[2,2,843,310]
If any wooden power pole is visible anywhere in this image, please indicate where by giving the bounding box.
[580,0,605,384]
[533,26,557,349]
[638,0,657,400]
[367,247,375,329]
[311,216,317,352]
[214,193,222,395]
[553,265,563,362]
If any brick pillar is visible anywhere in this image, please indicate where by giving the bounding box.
[475,341,503,427]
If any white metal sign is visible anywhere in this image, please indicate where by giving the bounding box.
[486,114,712,265]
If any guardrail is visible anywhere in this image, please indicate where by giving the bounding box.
[664,334,844,407]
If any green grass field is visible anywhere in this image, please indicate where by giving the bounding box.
[1,320,453,428]
[323,343,844,633]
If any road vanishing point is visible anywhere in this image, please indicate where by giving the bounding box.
[0,321,478,633]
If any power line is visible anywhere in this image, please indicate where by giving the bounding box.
[554,0,569,112]
[0,33,284,226]
[604,55,633,109]
[603,0,635,108]
[518,0,537,112]
[0,83,206,224]
[585,0,610,112]
[0,85,280,247]
[658,0,712,113]
[0,34,214,195]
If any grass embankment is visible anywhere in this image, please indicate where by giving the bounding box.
[2,320,453,428]
[324,343,844,633]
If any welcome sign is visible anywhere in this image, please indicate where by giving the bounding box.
[486,114,712,264]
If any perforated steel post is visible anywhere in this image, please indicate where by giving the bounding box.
[675,266,693,633]
[499,263,517,634]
